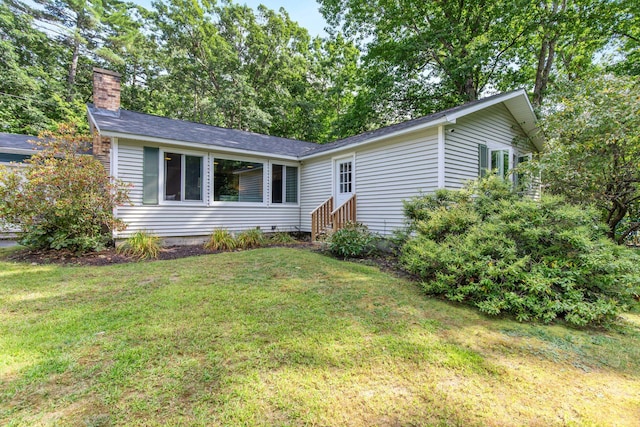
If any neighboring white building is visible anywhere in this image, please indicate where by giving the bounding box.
[0,133,38,171]
[82,68,540,242]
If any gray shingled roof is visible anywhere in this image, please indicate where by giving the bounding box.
[88,106,320,158]
[88,89,536,159]
[0,133,39,151]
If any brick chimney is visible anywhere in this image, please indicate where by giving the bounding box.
[92,67,121,113]
[91,68,121,172]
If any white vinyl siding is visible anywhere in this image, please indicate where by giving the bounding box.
[117,142,144,204]
[444,103,533,189]
[114,140,300,238]
[300,157,332,232]
[355,129,439,235]
[114,205,301,238]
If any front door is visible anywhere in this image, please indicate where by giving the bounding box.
[334,157,353,207]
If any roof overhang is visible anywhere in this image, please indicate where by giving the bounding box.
[0,147,38,155]
[99,130,301,161]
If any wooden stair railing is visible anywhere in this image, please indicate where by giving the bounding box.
[311,196,333,242]
[331,194,357,232]
[311,194,357,241]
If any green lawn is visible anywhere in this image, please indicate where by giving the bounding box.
[1,247,639,426]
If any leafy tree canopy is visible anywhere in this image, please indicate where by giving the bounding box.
[532,74,640,243]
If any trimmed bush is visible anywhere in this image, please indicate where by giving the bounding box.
[236,228,266,249]
[204,229,237,251]
[328,222,377,258]
[117,231,160,260]
[400,177,640,326]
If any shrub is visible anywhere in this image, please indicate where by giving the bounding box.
[117,231,160,260]
[236,228,266,249]
[204,228,237,251]
[328,222,377,258]
[0,123,130,253]
[268,232,296,244]
[400,178,640,327]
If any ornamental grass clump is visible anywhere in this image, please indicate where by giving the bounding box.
[268,232,297,244]
[204,228,237,251]
[117,230,160,260]
[400,176,640,327]
[236,228,266,249]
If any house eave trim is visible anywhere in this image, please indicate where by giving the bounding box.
[0,147,38,155]
[98,130,301,161]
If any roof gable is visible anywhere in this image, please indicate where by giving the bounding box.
[301,90,540,158]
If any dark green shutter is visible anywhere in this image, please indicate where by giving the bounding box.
[478,144,489,177]
[143,147,159,205]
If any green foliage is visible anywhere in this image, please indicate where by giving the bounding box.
[328,222,377,258]
[532,74,640,244]
[117,230,160,260]
[0,123,130,253]
[236,228,266,249]
[400,180,640,326]
[204,229,237,251]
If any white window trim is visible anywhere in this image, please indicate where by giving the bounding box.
[211,155,267,206]
[268,161,300,207]
[158,147,207,206]
[485,142,514,182]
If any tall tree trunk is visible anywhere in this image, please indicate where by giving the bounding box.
[532,0,566,108]
[67,29,81,103]
[533,38,557,108]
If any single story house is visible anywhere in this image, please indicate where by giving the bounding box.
[0,133,41,237]
[86,68,540,243]
[0,133,39,170]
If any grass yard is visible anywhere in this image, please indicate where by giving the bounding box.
[1,247,639,426]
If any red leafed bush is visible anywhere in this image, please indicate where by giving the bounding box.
[0,123,130,252]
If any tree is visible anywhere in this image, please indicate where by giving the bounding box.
[319,0,533,124]
[319,0,628,130]
[149,0,359,142]
[0,123,130,252]
[534,74,640,243]
[0,0,77,134]
[609,0,640,76]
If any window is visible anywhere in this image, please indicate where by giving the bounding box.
[0,153,31,163]
[164,152,203,201]
[214,158,264,202]
[491,149,510,179]
[271,164,298,204]
[478,144,511,180]
[339,161,352,194]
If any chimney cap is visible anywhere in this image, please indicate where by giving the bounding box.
[93,67,121,78]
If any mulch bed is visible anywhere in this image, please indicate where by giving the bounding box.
[3,241,410,279]
[5,242,316,267]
